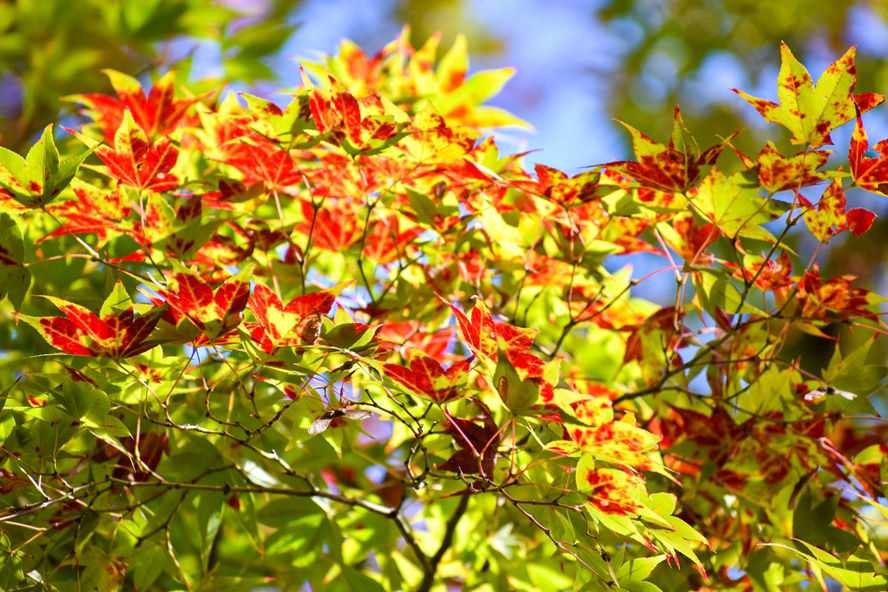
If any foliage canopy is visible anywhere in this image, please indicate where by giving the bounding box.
[0,24,887,592]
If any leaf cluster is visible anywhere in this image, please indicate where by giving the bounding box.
[0,31,887,592]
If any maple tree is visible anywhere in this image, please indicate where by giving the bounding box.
[0,29,887,592]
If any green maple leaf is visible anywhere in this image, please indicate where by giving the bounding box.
[0,124,94,209]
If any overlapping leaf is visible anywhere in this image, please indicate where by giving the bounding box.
[17,281,164,357]
[383,353,472,403]
[38,179,132,245]
[85,111,180,192]
[436,399,500,480]
[146,263,253,343]
[0,213,30,310]
[66,70,202,142]
[247,281,353,352]
[604,107,731,193]
[849,116,888,197]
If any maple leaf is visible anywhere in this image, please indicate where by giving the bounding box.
[217,137,303,193]
[849,116,888,197]
[362,215,423,264]
[733,45,884,149]
[435,399,500,480]
[604,107,732,193]
[444,299,538,365]
[568,421,660,472]
[307,77,408,155]
[235,92,315,145]
[383,353,472,403]
[510,164,604,206]
[247,281,353,353]
[17,282,165,358]
[582,469,645,516]
[295,198,363,252]
[0,124,93,209]
[755,143,832,193]
[690,168,789,242]
[397,104,482,163]
[86,111,180,192]
[661,212,720,266]
[146,263,253,344]
[38,179,132,245]
[0,213,30,311]
[796,265,880,325]
[799,178,875,242]
[66,69,201,143]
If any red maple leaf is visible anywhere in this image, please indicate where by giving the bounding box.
[668,212,720,265]
[17,282,164,358]
[754,143,831,193]
[308,79,402,153]
[295,198,363,252]
[91,111,180,192]
[247,281,353,352]
[510,164,604,206]
[68,69,201,143]
[797,265,879,323]
[849,116,888,197]
[147,265,252,343]
[217,137,304,193]
[39,181,132,244]
[383,353,472,403]
[799,177,875,242]
[604,107,732,193]
[362,215,423,264]
[445,299,538,364]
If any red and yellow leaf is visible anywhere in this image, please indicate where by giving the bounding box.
[67,69,202,143]
[247,281,353,352]
[733,45,884,149]
[383,353,472,403]
[849,116,888,197]
[799,178,875,242]
[604,107,731,193]
[94,111,180,192]
[756,143,831,193]
[18,282,164,358]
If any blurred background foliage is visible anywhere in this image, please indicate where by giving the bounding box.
[2,0,887,370]
[4,0,887,164]
[0,0,302,153]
